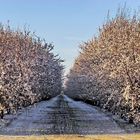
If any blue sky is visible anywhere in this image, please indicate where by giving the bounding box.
[0,0,140,74]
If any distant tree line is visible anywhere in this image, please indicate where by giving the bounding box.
[0,24,63,118]
[65,9,140,126]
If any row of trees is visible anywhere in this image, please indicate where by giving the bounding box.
[0,24,63,118]
[65,9,140,126]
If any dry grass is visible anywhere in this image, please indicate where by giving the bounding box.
[0,134,140,140]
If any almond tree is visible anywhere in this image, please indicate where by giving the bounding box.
[0,24,63,118]
[65,9,140,126]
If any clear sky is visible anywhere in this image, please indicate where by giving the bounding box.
[0,0,140,75]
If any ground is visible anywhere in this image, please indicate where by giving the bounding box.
[0,95,140,139]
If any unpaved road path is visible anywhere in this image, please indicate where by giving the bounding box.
[0,95,125,135]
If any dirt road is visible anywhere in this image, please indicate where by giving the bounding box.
[0,95,125,135]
